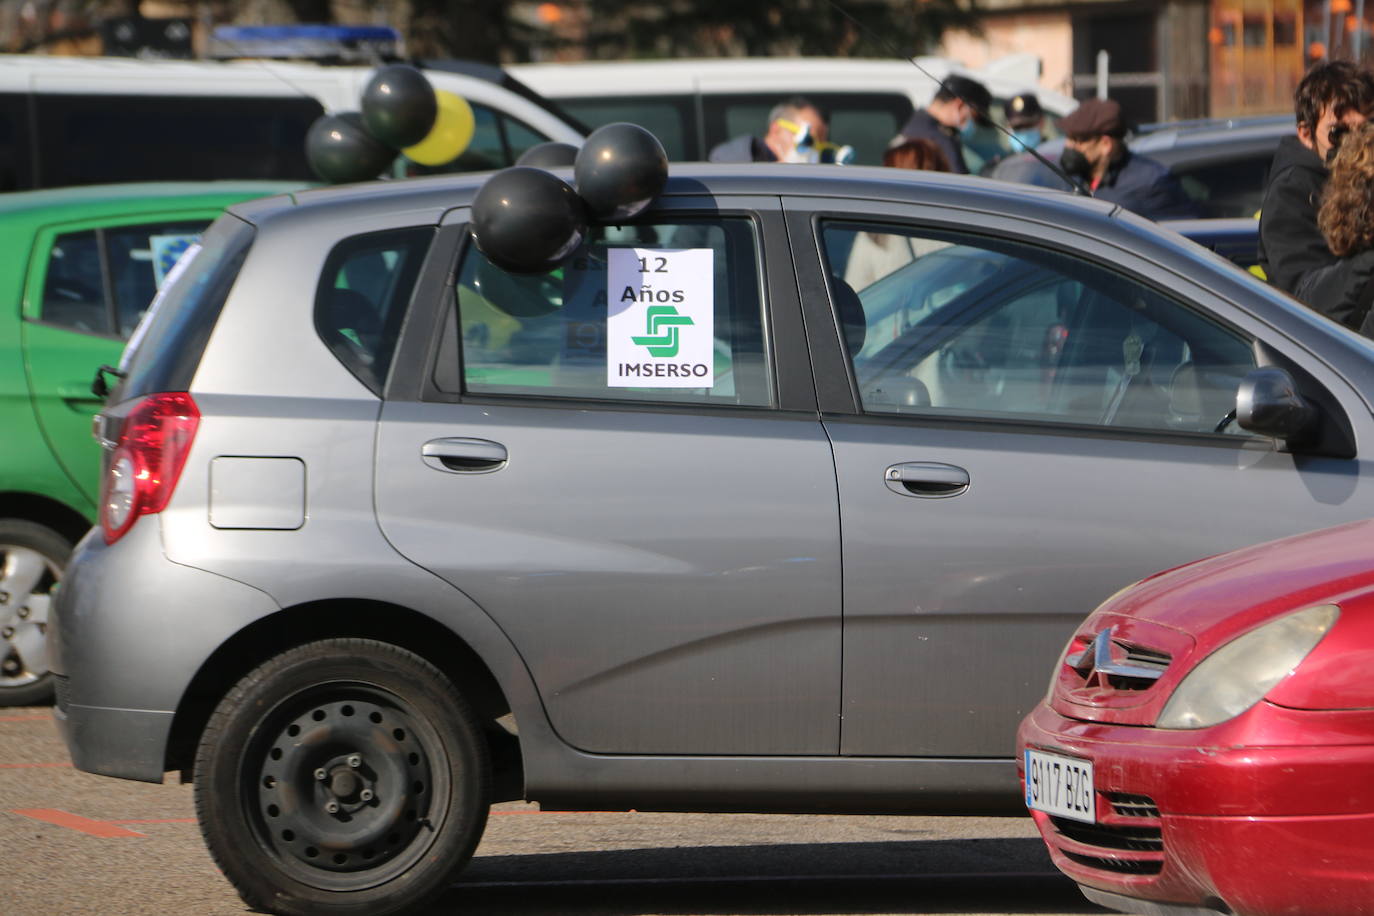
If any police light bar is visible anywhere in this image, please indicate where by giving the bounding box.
[209,24,402,62]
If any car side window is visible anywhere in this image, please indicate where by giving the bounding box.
[453,218,772,408]
[35,94,320,185]
[501,115,546,164]
[315,227,434,395]
[41,230,107,333]
[40,221,211,338]
[556,97,693,160]
[0,92,29,190]
[406,105,552,174]
[705,93,910,166]
[822,222,1257,435]
[1173,154,1272,219]
[105,221,206,336]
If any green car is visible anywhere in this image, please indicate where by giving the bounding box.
[0,181,301,706]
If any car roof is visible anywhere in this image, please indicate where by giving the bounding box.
[0,54,357,98]
[506,56,1078,116]
[242,162,1126,236]
[1130,117,1294,154]
[0,54,585,144]
[0,181,304,220]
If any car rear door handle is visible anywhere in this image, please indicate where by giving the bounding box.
[421,438,508,474]
[884,461,970,498]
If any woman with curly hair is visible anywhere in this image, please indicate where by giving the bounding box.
[1314,121,1374,334]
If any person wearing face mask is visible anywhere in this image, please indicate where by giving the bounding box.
[1055,98,1197,220]
[889,75,991,176]
[978,93,1044,177]
[960,110,1009,174]
[1258,61,1374,305]
[1006,94,1045,154]
[708,97,830,163]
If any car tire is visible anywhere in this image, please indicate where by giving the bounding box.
[0,519,71,707]
[194,638,491,916]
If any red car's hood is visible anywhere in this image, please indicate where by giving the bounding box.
[1105,518,1374,638]
[1049,519,1374,725]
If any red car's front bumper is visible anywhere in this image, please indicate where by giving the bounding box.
[1019,703,1374,916]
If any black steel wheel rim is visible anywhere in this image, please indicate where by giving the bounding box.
[243,684,449,892]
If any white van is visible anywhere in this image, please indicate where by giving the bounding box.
[507,55,1076,165]
[0,55,585,191]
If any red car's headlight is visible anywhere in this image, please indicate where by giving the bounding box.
[1157,604,1339,729]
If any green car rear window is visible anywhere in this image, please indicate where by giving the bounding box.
[114,214,255,403]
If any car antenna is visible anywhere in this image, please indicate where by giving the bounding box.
[822,0,1090,196]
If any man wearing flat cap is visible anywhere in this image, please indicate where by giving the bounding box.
[1057,98,1196,220]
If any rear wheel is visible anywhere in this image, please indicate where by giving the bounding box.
[195,638,491,916]
[0,520,71,707]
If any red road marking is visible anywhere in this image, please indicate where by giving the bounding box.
[13,808,146,837]
[0,762,71,769]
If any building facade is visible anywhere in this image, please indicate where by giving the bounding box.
[942,0,1354,124]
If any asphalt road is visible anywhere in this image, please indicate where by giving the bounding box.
[2,706,1109,916]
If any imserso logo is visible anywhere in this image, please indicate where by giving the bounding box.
[607,247,715,389]
[632,306,694,357]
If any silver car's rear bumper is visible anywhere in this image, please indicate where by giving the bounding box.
[50,520,279,783]
[51,695,176,783]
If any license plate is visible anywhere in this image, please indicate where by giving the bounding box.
[1024,748,1095,824]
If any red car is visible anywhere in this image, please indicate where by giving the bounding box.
[1018,518,1374,916]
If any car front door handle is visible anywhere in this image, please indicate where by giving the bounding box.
[58,382,103,405]
[884,461,970,498]
[421,438,508,474]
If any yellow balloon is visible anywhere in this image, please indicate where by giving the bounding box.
[402,90,475,166]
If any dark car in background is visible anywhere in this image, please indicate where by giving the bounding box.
[1131,115,1292,219]
[993,115,1292,220]
[1163,217,1262,271]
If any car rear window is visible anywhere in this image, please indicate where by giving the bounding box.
[315,227,435,396]
[114,214,255,403]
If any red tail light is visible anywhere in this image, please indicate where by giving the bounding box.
[100,392,200,544]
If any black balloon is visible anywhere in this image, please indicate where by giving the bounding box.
[360,64,437,148]
[516,141,580,169]
[471,167,588,275]
[574,123,668,220]
[305,112,396,184]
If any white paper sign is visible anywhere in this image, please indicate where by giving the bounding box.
[607,248,714,388]
[149,234,201,288]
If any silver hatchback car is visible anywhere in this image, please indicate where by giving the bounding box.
[53,164,1374,915]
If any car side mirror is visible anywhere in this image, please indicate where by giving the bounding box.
[1236,367,1317,444]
